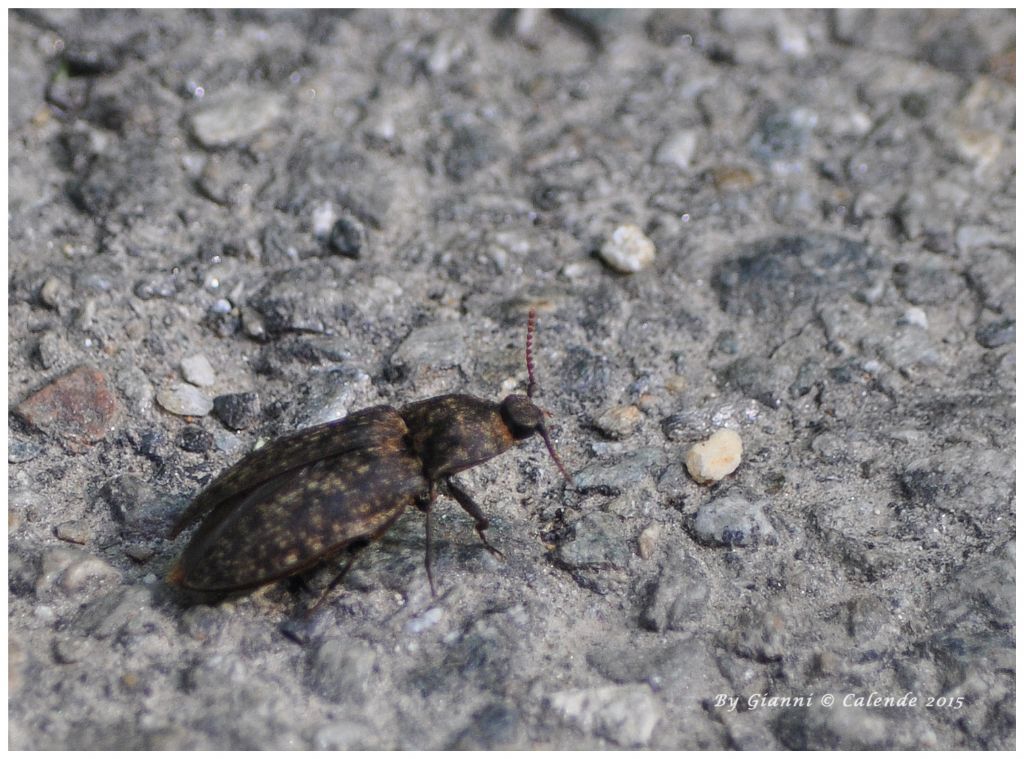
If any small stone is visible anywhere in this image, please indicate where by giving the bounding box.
[189,92,286,148]
[99,473,177,533]
[8,438,43,464]
[176,425,214,453]
[711,165,758,191]
[36,331,69,370]
[594,405,643,439]
[306,637,377,704]
[637,523,661,560]
[36,546,121,595]
[685,429,743,484]
[898,307,929,329]
[599,224,656,274]
[39,276,71,309]
[654,130,698,171]
[327,216,365,259]
[180,355,216,387]
[156,383,213,417]
[72,586,154,640]
[573,448,665,493]
[15,365,119,446]
[241,306,267,340]
[548,684,661,747]
[55,520,91,545]
[692,493,775,547]
[640,557,710,630]
[213,392,261,431]
[556,512,631,570]
[392,321,467,372]
[975,318,1014,349]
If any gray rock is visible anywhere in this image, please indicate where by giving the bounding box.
[547,684,661,747]
[556,511,631,570]
[156,383,213,417]
[573,447,665,493]
[306,637,377,704]
[213,392,261,431]
[692,494,775,547]
[712,235,882,322]
[448,702,524,749]
[36,546,121,596]
[975,318,1014,348]
[391,321,467,372]
[189,92,286,148]
[180,355,216,387]
[640,556,709,630]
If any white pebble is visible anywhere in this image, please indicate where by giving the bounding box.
[599,224,656,274]
[686,429,743,484]
[654,130,698,171]
[181,355,216,387]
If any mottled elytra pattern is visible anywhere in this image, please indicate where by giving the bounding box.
[168,309,570,596]
[170,406,429,591]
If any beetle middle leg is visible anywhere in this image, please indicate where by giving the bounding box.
[444,477,505,559]
[415,483,438,596]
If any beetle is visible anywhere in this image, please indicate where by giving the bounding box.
[167,309,570,600]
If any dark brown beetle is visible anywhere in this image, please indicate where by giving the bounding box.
[167,309,570,598]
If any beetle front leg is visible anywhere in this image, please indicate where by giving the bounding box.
[444,477,505,559]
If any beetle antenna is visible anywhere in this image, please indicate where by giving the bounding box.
[526,308,538,398]
[540,426,573,484]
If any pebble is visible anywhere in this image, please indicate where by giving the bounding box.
[637,523,661,560]
[180,354,216,387]
[189,92,286,148]
[55,520,91,545]
[640,557,709,630]
[327,216,365,259]
[8,438,43,464]
[39,276,71,309]
[898,307,929,329]
[574,447,665,493]
[593,404,643,439]
[241,306,267,340]
[98,473,176,533]
[654,130,698,171]
[391,321,467,372]
[15,365,120,446]
[975,318,1014,349]
[548,684,661,747]
[157,383,213,417]
[213,392,261,431]
[692,493,775,547]
[599,224,656,274]
[685,429,743,484]
[176,425,214,453]
[36,546,121,596]
[306,637,377,704]
[555,512,631,570]
[36,331,69,370]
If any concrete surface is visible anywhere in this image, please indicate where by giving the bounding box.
[8,9,1015,749]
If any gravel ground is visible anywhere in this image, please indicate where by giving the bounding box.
[7,9,1015,750]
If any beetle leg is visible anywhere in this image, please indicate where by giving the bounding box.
[305,550,362,618]
[445,477,505,559]
[415,484,438,597]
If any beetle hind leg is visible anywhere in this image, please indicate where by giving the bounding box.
[444,477,505,560]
